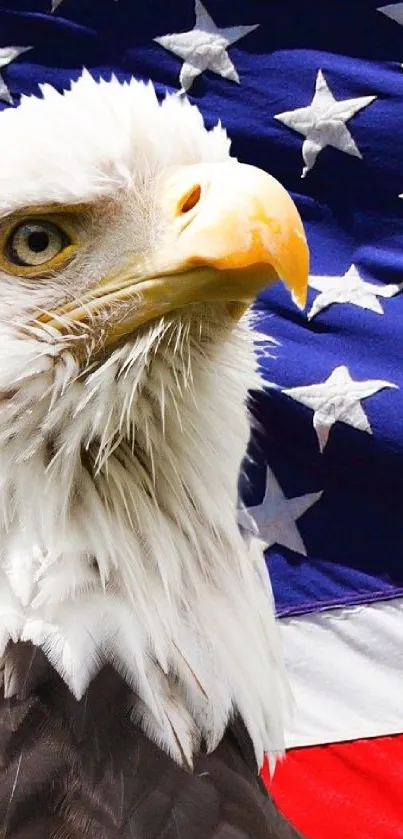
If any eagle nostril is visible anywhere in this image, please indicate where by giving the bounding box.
[179,184,201,214]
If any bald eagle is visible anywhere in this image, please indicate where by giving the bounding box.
[0,73,308,838]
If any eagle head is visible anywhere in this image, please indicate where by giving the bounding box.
[0,72,308,768]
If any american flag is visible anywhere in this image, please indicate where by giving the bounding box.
[1,1,403,836]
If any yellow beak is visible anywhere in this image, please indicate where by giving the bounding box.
[40,161,309,347]
[158,162,308,309]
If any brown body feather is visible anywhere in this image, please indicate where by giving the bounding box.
[0,643,303,839]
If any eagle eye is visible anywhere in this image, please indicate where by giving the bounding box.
[5,220,71,268]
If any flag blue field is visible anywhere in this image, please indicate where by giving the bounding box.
[0,1,402,835]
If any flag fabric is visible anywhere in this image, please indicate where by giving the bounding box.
[0,1,403,836]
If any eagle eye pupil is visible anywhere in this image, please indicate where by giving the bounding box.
[28,231,50,253]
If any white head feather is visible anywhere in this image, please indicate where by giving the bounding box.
[0,72,290,769]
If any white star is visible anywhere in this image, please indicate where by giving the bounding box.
[238,467,322,556]
[0,46,32,105]
[308,264,403,320]
[283,366,397,452]
[154,0,259,92]
[378,3,403,25]
[274,69,376,177]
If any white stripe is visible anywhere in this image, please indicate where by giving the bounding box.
[280,597,403,749]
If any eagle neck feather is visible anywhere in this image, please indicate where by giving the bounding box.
[0,310,288,769]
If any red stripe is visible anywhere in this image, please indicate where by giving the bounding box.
[262,735,403,839]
